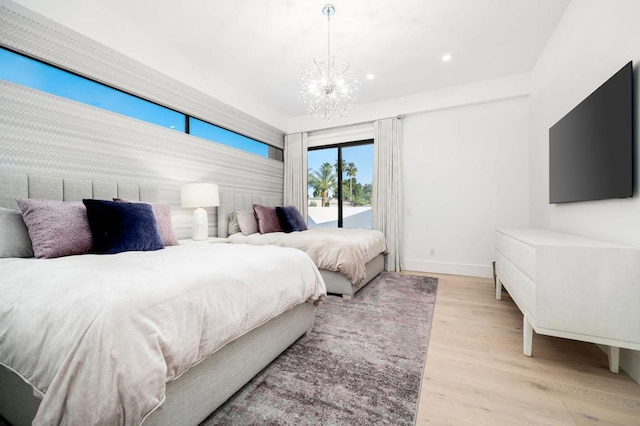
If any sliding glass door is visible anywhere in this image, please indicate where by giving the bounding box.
[307,141,373,229]
[341,144,373,228]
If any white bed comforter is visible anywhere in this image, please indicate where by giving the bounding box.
[229,228,388,286]
[0,244,325,426]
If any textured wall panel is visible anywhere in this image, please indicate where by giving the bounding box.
[63,178,92,201]
[0,81,284,238]
[0,172,27,208]
[28,176,62,200]
[0,0,284,148]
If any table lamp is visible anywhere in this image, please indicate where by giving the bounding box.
[181,182,219,240]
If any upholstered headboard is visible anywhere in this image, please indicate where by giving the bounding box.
[217,191,281,238]
[0,173,159,209]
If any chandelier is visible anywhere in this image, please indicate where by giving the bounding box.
[300,4,359,120]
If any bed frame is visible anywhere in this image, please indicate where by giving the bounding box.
[217,191,385,299]
[0,173,316,426]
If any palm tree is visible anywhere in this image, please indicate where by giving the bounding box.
[345,162,358,201]
[308,162,336,207]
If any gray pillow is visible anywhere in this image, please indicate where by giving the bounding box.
[236,209,259,235]
[228,211,241,235]
[0,207,34,258]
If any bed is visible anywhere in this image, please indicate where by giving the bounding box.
[0,173,326,426]
[217,191,387,299]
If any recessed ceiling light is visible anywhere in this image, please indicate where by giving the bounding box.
[366,73,375,80]
[442,54,452,62]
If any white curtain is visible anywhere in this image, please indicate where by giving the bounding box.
[372,118,403,271]
[283,132,308,219]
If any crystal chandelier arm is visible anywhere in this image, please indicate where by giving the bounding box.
[313,58,325,78]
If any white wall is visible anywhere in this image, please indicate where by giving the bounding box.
[528,0,640,384]
[403,96,530,278]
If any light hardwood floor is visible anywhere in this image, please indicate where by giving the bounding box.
[410,272,640,425]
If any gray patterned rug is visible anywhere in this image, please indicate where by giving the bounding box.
[202,272,438,425]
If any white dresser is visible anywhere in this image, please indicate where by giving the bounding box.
[495,228,640,373]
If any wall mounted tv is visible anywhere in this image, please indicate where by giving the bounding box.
[549,61,633,204]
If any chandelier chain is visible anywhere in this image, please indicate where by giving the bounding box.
[327,8,331,62]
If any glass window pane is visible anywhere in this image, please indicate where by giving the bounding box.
[307,148,338,227]
[0,48,185,131]
[341,144,373,229]
[189,117,271,158]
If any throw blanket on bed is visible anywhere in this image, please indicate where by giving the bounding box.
[0,244,325,426]
[229,228,388,286]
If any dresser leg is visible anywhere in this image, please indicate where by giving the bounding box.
[609,346,620,374]
[495,277,502,301]
[523,315,533,357]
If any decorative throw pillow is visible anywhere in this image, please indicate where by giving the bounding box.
[236,209,259,236]
[16,198,93,259]
[228,211,241,235]
[276,206,308,233]
[253,204,283,234]
[83,199,164,254]
[0,207,34,258]
[113,199,178,246]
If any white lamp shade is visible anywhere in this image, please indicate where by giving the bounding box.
[181,183,219,208]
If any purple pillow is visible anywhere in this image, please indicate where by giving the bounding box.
[113,199,178,246]
[83,199,164,254]
[253,204,282,234]
[16,198,93,259]
[276,206,307,233]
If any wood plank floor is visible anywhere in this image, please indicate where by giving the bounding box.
[409,272,640,425]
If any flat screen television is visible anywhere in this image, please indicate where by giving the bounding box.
[549,61,633,204]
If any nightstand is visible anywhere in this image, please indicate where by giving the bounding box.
[178,237,230,245]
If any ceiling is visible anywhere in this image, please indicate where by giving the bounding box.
[12,0,571,126]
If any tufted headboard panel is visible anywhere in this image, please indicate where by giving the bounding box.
[0,172,159,209]
[217,191,282,238]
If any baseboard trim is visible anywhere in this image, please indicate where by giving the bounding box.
[403,259,493,279]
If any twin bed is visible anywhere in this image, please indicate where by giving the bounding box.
[0,174,388,425]
[218,191,387,299]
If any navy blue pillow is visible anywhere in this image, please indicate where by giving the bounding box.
[83,199,164,254]
[276,206,308,233]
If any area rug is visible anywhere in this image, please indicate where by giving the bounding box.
[202,272,438,426]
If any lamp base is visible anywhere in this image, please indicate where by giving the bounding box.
[192,207,209,240]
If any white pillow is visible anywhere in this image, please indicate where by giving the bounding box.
[236,209,259,235]
[0,207,34,258]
